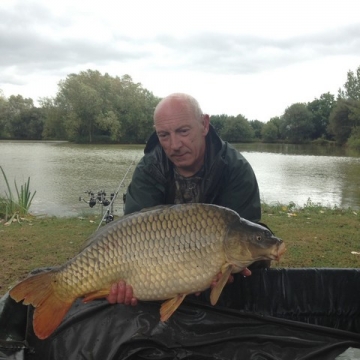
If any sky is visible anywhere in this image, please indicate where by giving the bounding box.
[1,0,360,122]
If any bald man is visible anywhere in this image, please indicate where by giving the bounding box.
[107,93,262,305]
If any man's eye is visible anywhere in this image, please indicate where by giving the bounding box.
[158,133,168,139]
[179,129,189,135]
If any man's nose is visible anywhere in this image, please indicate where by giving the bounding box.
[169,134,182,150]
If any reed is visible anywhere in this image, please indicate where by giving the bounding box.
[0,166,36,220]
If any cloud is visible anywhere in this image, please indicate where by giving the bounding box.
[150,24,360,74]
[2,1,359,81]
[1,0,360,120]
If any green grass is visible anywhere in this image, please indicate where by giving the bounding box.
[0,201,359,296]
[0,216,99,296]
[261,200,360,268]
[0,166,36,220]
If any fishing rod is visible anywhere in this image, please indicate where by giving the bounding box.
[96,160,136,231]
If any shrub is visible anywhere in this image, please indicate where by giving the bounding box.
[0,166,36,220]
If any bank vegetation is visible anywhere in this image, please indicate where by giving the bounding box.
[0,66,360,150]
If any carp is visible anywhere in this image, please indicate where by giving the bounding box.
[9,203,285,339]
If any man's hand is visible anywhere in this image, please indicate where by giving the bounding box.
[195,267,252,296]
[106,280,138,306]
[240,267,252,277]
[107,268,252,303]
[210,267,251,288]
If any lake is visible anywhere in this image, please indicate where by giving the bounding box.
[1,141,360,217]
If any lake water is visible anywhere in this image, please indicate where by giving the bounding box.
[1,141,360,217]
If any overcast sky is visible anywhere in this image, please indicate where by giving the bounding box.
[1,0,360,122]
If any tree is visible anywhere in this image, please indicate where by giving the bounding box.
[0,91,8,138]
[338,65,360,101]
[328,99,360,144]
[347,127,360,150]
[261,116,285,142]
[307,92,336,140]
[57,71,104,142]
[280,103,314,143]
[54,70,159,143]
[96,110,121,141]
[22,107,45,139]
[115,76,159,143]
[249,120,264,140]
[40,97,67,140]
[261,121,278,142]
[331,65,360,144]
[210,114,228,135]
[220,115,254,142]
[2,95,43,139]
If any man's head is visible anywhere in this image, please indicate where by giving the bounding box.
[154,93,210,177]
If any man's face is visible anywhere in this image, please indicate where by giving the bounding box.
[154,99,209,177]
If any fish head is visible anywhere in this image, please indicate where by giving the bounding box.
[224,217,286,269]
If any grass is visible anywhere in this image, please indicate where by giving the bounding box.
[0,216,99,296]
[0,166,36,221]
[262,200,360,268]
[0,201,359,296]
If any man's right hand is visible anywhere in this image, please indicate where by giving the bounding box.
[107,268,252,304]
[106,280,138,306]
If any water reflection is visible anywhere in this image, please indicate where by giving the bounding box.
[0,141,359,217]
[237,142,360,157]
[243,152,352,207]
[0,142,143,217]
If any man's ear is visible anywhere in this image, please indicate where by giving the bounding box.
[203,114,210,135]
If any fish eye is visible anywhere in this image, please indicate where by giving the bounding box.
[256,235,262,242]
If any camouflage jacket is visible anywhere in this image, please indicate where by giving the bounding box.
[124,125,261,222]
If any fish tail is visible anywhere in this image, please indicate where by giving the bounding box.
[9,270,74,339]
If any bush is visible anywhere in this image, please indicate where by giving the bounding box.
[0,166,37,220]
[347,128,360,150]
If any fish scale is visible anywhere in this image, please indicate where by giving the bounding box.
[62,207,211,298]
[9,203,285,339]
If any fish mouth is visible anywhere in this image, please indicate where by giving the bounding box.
[275,241,286,261]
[253,241,286,262]
[265,241,286,261]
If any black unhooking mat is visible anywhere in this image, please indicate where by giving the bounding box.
[1,268,360,360]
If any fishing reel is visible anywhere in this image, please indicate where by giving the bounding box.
[79,190,116,224]
[79,190,114,208]
[78,162,133,230]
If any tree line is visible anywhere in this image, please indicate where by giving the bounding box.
[0,67,360,149]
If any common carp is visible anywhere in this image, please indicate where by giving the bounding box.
[9,203,285,339]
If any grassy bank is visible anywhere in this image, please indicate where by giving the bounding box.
[0,202,359,296]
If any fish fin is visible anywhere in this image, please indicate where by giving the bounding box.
[160,294,186,322]
[210,265,233,306]
[82,288,110,302]
[9,270,75,339]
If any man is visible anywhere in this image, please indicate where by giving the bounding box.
[107,93,263,305]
